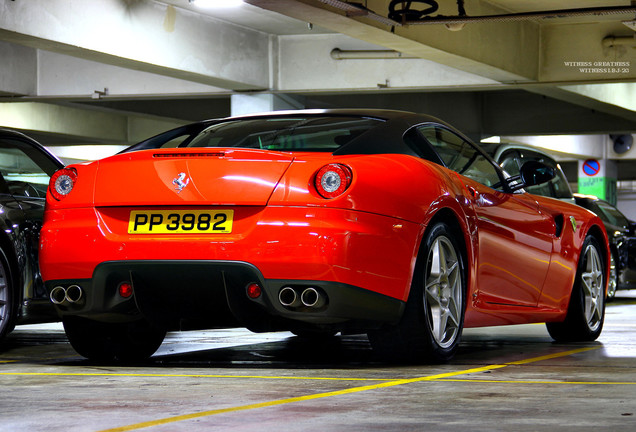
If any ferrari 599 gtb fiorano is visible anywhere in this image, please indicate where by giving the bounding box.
[39,110,609,362]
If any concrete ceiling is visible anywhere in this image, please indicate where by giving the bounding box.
[1,0,636,169]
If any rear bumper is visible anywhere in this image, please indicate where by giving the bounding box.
[40,205,419,330]
[44,260,404,331]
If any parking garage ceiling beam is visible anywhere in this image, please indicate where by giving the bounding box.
[0,102,184,145]
[246,0,540,83]
[247,0,636,113]
[0,0,270,92]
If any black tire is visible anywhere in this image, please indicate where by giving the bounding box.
[368,222,466,363]
[0,246,17,341]
[546,235,606,342]
[606,250,618,301]
[63,316,166,362]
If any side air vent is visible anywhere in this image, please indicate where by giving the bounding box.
[554,214,565,238]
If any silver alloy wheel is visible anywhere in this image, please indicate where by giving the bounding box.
[581,244,604,332]
[607,253,617,299]
[424,235,462,349]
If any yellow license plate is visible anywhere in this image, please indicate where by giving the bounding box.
[128,210,234,234]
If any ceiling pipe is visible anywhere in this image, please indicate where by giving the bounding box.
[603,35,636,48]
[403,6,636,25]
[264,1,636,29]
[330,48,417,60]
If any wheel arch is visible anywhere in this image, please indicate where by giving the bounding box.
[423,208,469,264]
[410,206,471,301]
[369,205,470,362]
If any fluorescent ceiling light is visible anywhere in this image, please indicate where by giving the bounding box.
[189,0,244,8]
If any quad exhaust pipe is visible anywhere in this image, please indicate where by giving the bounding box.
[279,286,301,308]
[279,286,326,309]
[50,285,84,305]
[300,287,325,308]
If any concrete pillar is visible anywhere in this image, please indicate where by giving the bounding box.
[230,94,304,116]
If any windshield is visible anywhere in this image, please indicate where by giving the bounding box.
[183,116,382,152]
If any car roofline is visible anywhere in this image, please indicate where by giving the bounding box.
[208,109,440,123]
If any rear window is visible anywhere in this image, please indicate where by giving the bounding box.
[184,117,382,152]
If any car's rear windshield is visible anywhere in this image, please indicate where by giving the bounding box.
[182,116,383,152]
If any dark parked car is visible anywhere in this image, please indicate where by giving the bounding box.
[574,193,636,299]
[0,129,64,340]
[481,143,575,202]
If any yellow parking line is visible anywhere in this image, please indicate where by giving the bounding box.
[99,346,600,432]
[100,364,508,432]
[439,379,636,385]
[505,346,597,365]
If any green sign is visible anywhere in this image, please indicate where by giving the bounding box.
[578,177,617,205]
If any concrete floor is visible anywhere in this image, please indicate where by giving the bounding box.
[1,292,636,432]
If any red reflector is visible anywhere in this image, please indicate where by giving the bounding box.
[118,282,133,298]
[246,283,262,299]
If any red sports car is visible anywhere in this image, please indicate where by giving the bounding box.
[39,110,608,362]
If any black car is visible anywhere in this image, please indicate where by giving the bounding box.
[574,193,636,299]
[0,129,64,340]
[480,143,575,202]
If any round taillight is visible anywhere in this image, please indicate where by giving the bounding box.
[50,168,77,200]
[314,164,352,199]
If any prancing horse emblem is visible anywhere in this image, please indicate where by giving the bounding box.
[172,172,189,193]
[569,215,577,232]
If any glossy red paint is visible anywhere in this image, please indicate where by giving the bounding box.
[93,149,295,206]
[463,192,609,328]
[40,204,422,301]
[40,150,457,302]
[40,146,608,329]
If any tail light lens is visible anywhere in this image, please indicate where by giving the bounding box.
[49,168,78,200]
[118,282,133,298]
[314,163,352,199]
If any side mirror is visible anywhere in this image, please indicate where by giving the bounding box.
[507,161,555,192]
